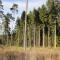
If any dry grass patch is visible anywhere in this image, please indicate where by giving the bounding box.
[0,47,60,60]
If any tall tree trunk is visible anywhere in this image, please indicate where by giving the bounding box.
[54,24,56,48]
[2,33,3,45]
[23,24,26,50]
[11,32,12,46]
[24,15,26,50]
[17,30,19,46]
[5,31,6,45]
[48,26,50,47]
[43,25,45,47]
[7,33,8,46]
[2,32,4,45]
[4,32,5,45]
[34,25,35,47]
[28,26,31,47]
[38,26,40,47]
[24,0,28,50]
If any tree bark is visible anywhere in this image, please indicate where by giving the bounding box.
[7,33,8,46]
[38,26,40,47]
[43,25,45,47]
[54,24,56,48]
[28,26,31,47]
[11,32,12,46]
[24,0,28,50]
[34,25,35,47]
[17,30,20,46]
[48,26,50,47]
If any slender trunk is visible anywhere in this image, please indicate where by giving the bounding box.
[17,30,19,46]
[5,31,6,45]
[28,26,31,47]
[38,26,40,47]
[2,32,4,45]
[24,0,28,50]
[24,16,26,49]
[23,26,24,47]
[34,25,35,47]
[11,32,12,46]
[48,26,50,47]
[1,24,3,44]
[43,25,45,47]
[54,24,56,48]
[7,33,8,46]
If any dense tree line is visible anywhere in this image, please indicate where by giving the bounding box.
[0,0,60,48]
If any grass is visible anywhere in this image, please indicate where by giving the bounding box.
[0,46,60,60]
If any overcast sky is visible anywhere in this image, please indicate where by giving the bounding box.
[1,0,47,31]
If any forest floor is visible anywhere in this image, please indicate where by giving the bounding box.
[0,46,60,60]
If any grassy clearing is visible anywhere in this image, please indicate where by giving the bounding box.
[0,46,60,60]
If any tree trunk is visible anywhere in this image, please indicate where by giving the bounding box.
[24,0,28,50]
[54,24,56,48]
[7,33,8,46]
[43,25,45,47]
[28,26,31,47]
[11,32,12,46]
[17,30,20,46]
[2,33,3,45]
[3,32,5,45]
[48,26,50,47]
[23,24,26,50]
[5,31,6,45]
[38,26,40,47]
[34,25,35,47]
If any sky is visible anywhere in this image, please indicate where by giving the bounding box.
[0,0,47,32]
[2,0,47,16]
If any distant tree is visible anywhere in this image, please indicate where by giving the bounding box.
[27,11,34,47]
[15,17,21,46]
[39,5,47,47]
[10,4,18,13]
[33,9,40,47]
[21,11,26,47]
[21,11,25,21]
[0,0,4,18]
[10,3,18,46]
[47,0,59,47]
[2,13,14,45]
[0,0,4,44]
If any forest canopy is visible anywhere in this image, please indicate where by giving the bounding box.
[0,0,60,48]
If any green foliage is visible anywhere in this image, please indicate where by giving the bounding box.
[0,0,60,47]
[39,5,47,24]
